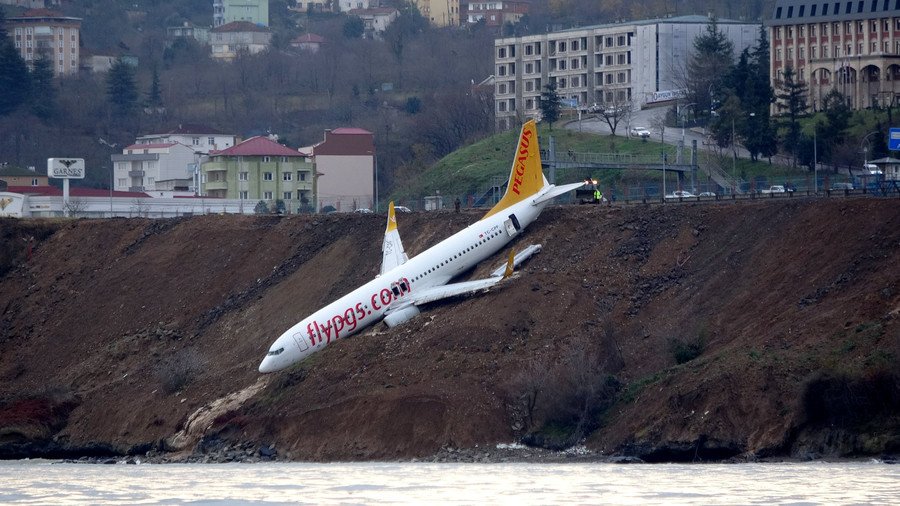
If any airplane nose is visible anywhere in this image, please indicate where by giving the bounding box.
[258,357,276,374]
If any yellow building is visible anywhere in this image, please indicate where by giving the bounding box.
[412,0,460,27]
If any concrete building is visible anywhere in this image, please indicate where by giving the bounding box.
[0,165,48,187]
[213,0,269,27]
[766,0,900,110]
[305,128,375,212]
[462,0,530,28]
[4,8,81,76]
[134,124,237,155]
[290,33,326,53]
[112,142,198,193]
[338,0,370,12]
[493,15,760,130]
[412,0,461,27]
[202,136,316,213]
[209,21,272,60]
[347,7,399,39]
[167,22,210,45]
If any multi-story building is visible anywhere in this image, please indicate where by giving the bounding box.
[493,15,759,129]
[167,22,210,45]
[202,136,316,213]
[4,8,81,76]
[347,7,399,39]
[766,0,900,110]
[213,0,269,27]
[112,142,198,193]
[462,0,529,28]
[209,21,271,60]
[303,128,375,212]
[412,0,460,27]
[134,124,237,154]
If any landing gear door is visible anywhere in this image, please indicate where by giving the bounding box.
[504,214,521,237]
[292,332,310,352]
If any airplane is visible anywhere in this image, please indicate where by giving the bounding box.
[258,120,584,373]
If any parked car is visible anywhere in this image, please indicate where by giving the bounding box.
[630,126,651,138]
[394,206,412,213]
[665,191,695,199]
[830,182,854,190]
[698,191,717,197]
[354,208,373,214]
[760,185,790,194]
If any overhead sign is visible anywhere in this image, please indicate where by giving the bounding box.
[889,128,900,150]
[47,158,85,179]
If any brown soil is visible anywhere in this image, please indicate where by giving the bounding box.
[0,197,898,462]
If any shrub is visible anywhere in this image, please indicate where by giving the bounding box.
[669,332,707,364]
[156,349,205,394]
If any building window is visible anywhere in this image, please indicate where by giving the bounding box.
[239,190,248,199]
[208,137,215,145]
[118,178,127,187]
[192,137,200,145]
[283,191,292,200]
[298,171,307,181]
[239,172,248,181]
[617,35,625,46]
[31,178,38,186]
[283,172,292,181]
[263,156,271,163]
[558,41,566,52]
[264,191,273,200]
[605,36,613,47]
[264,172,273,181]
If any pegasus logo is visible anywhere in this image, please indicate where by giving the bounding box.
[0,198,11,210]
[511,129,533,195]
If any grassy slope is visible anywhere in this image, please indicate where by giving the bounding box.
[392,123,809,202]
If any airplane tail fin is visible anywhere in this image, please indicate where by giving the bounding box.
[482,120,547,220]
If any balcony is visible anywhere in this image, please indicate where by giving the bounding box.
[128,186,145,192]
[205,181,229,191]
[128,170,145,178]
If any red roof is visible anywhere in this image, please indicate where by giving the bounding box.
[7,186,149,198]
[211,136,303,157]
[124,143,179,150]
[292,33,325,43]
[211,21,270,33]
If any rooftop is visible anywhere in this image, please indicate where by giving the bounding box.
[211,21,271,33]
[211,136,304,157]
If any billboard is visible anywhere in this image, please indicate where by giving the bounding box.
[47,158,86,179]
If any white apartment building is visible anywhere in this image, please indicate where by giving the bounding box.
[112,142,198,193]
[493,15,760,129]
[134,124,237,155]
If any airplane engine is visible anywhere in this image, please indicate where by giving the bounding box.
[384,305,420,328]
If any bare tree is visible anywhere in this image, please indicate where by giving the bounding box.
[596,97,634,136]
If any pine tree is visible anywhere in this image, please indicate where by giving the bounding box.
[539,82,561,130]
[106,58,138,118]
[685,19,735,119]
[145,66,163,110]
[775,67,808,166]
[28,55,57,120]
[0,9,31,116]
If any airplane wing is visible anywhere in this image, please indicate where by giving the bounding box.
[532,181,586,206]
[381,202,409,275]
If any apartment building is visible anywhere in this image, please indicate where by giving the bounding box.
[112,142,197,193]
[4,8,81,76]
[213,0,269,27]
[202,136,316,213]
[209,21,271,60]
[304,128,375,213]
[412,0,460,27]
[462,0,529,28]
[493,15,759,129]
[767,0,900,110]
[134,124,237,155]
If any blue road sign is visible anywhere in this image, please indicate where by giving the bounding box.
[889,128,900,150]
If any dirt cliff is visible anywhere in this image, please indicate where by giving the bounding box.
[1,197,898,462]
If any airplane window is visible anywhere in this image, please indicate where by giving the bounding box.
[400,281,408,291]
[392,286,400,296]
[266,347,285,356]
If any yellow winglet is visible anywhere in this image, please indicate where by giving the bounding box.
[386,201,397,233]
[482,120,547,220]
[503,249,515,279]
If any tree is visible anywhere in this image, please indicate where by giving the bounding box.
[539,82,561,129]
[682,19,735,121]
[775,67,808,166]
[0,9,31,116]
[28,56,57,120]
[343,16,365,39]
[145,65,164,111]
[596,97,633,137]
[106,58,139,119]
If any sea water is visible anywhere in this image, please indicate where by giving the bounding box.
[0,460,897,505]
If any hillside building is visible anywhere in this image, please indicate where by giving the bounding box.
[492,15,760,130]
[347,8,399,39]
[209,21,271,60]
[202,136,317,213]
[112,142,198,193]
[412,0,460,27]
[304,128,375,213]
[766,0,900,111]
[0,165,48,187]
[4,8,81,76]
[213,0,269,27]
[462,0,530,28]
[134,124,237,155]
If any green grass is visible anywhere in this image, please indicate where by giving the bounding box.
[390,124,811,202]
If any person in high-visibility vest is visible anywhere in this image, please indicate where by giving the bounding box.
[593,189,602,203]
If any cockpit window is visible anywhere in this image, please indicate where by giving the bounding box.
[266,347,285,356]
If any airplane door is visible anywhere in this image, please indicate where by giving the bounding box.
[292,332,310,352]
[504,213,521,236]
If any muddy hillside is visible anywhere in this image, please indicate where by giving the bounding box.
[1,198,898,462]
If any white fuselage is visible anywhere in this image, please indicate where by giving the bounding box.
[258,193,549,372]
